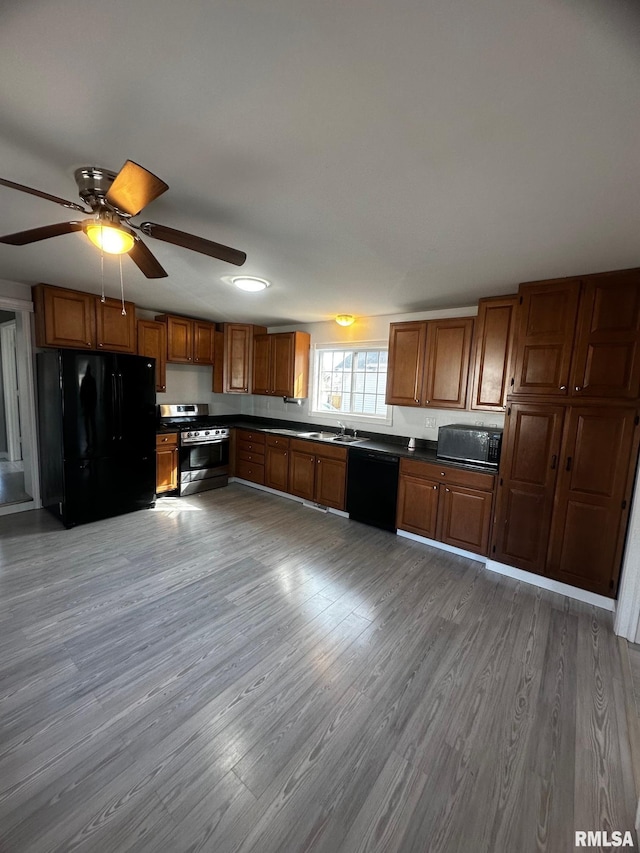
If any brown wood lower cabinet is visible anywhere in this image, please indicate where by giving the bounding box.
[288,439,347,510]
[396,458,495,556]
[265,435,290,491]
[156,433,178,494]
[494,402,640,597]
[235,429,266,484]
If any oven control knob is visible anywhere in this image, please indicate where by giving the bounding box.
[205,431,210,436]
[215,429,220,435]
[186,432,192,438]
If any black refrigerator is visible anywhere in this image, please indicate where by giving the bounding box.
[37,349,156,527]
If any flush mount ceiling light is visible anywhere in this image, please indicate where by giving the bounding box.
[232,276,270,292]
[83,219,135,254]
[335,314,355,326]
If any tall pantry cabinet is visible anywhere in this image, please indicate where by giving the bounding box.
[493,269,640,597]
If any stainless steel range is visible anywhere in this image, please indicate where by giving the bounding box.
[158,404,230,496]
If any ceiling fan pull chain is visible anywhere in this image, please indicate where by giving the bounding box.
[119,255,126,315]
[100,244,105,303]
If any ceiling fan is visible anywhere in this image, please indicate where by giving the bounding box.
[0,160,246,278]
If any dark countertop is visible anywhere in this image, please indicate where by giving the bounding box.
[157,416,497,476]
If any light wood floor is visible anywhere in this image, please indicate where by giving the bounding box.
[0,484,636,852]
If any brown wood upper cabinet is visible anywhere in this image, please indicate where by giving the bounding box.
[33,284,137,353]
[511,269,640,400]
[386,317,474,409]
[155,314,215,365]
[470,295,517,411]
[95,297,136,353]
[34,284,97,349]
[137,319,167,392]
[252,331,311,397]
[217,323,267,393]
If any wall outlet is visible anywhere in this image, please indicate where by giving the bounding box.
[475,420,485,425]
[425,417,436,429]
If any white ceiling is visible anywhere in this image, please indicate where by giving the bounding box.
[0,0,639,326]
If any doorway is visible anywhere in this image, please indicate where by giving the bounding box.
[0,299,40,516]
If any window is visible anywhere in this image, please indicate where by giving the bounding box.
[312,344,390,422]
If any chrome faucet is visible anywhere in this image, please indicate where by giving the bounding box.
[337,421,346,435]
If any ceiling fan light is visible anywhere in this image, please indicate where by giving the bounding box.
[83,220,135,255]
[232,276,270,292]
[335,314,355,326]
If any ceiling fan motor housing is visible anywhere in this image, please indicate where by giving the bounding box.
[74,166,120,212]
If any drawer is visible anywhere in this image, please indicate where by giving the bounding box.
[236,429,265,445]
[236,459,265,484]
[400,457,495,491]
[290,438,348,461]
[238,439,266,456]
[266,434,290,449]
[238,448,266,464]
[156,432,178,447]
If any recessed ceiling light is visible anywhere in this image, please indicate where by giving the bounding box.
[232,276,270,292]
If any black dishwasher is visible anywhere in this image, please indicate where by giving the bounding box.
[347,449,400,532]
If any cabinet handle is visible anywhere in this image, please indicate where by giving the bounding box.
[445,487,450,492]
[440,472,445,477]
[560,385,566,390]
[284,452,287,457]
[414,397,419,403]
[433,484,438,489]
[574,386,582,392]
[98,343,103,347]
[317,459,321,464]
[425,400,430,404]
[86,341,91,346]
[551,454,557,469]
[565,456,572,471]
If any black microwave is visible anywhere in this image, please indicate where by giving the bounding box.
[437,424,503,468]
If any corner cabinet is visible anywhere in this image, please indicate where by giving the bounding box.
[137,319,167,392]
[470,295,517,411]
[386,317,474,409]
[252,331,311,398]
[219,324,267,394]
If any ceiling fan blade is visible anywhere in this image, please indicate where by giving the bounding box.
[106,161,169,217]
[0,221,83,245]
[139,221,246,266]
[0,177,88,213]
[128,235,168,278]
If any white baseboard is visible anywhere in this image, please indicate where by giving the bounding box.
[229,479,614,612]
[229,478,349,518]
[396,528,615,612]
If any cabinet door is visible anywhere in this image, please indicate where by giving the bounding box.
[224,324,252,393]
[289,450,316,501]
[423,317,474,408]
[252,333,272,395]
[137,319,167,392]
[193,321,215,365]
[266,445,289,491]
[385,322,427,406]
[166,316,193,363]
[570,271,640,400]
[271,332,296,397]
[492,403,565,574]
[396,475,440,538]
[546,407,639,596]
[437,484,493,555]
[156,435,178,493]
[315,456,347,510]
[96,298,136,353]
[470,296,517,411]
[34,284,95,349]
[212,330,224,393]
[511,279,580,395]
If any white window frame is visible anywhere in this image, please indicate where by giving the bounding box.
[309,341,393,427]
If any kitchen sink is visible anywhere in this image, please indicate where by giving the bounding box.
[296,431,338,440]
[332,435,366,443]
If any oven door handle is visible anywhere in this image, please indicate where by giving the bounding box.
[182,438,229,445]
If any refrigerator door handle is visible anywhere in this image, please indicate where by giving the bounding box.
[110,373,118,441]
[117,373,124,441]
